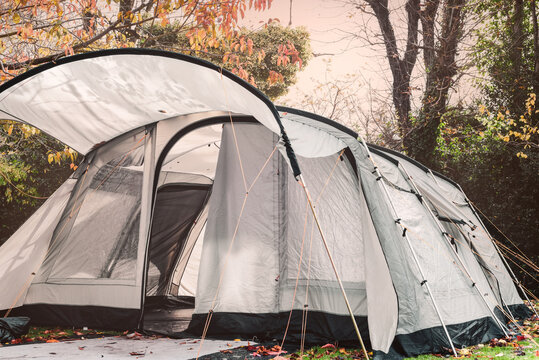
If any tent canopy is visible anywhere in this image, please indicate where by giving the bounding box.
[0,49,287,157]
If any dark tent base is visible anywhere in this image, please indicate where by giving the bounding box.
[6,304,140,330]
[187,311,370,346]
[388,316,504,358]
[507,303,534,320]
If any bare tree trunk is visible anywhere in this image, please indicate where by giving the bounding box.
[364,0,421,138]
[404,0,465,167]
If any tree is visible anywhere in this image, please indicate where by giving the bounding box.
[472,0,539,158]
[354,0,467,166]
[1,0,275,78]
[0,122,73,244]
[140,22,312,100]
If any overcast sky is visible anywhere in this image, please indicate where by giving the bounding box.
[242,1,393,106]
[242,0,479,117]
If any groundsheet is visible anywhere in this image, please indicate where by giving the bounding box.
[0,336,253,359]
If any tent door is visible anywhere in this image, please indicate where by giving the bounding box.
[143,182,211,334]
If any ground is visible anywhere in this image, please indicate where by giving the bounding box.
[1,314,538,359]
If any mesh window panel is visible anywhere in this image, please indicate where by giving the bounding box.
[46,144,144,281]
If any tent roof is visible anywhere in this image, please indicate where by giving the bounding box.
[0,49,285,155]
[277,106,460,188]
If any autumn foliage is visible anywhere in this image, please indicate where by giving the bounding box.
[0,0,304,86]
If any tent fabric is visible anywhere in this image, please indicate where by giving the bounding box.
[0,53,532,359]
[372,146,526,313]
[0,179,75,310]
[0,50,283,156]
[191,121,396,352]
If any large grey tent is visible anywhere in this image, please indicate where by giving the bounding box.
[0,50,532,358]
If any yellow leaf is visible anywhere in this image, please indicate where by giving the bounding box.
[48,154,54,164]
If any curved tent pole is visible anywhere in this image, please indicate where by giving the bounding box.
[398,164,510,336]
[445,174,539,318]
[357,138,458,357]
[137,125,157,328]
[297,174,370,360]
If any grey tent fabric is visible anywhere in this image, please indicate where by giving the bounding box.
[192,122,397,352]
[371,147,526,313]
[146,183,211,296]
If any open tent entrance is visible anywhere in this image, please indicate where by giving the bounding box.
[143,123,223,335]
[141,115,381,345]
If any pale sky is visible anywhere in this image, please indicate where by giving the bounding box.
[242,0,392,107]
[242,0,479,117]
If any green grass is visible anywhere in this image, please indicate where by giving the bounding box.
[405,340,538,359]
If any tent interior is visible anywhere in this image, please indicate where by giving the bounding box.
[143,123,222,335]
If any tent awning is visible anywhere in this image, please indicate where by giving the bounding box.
[0,49,284,156]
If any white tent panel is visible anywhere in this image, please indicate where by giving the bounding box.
[0,179,75,309]
[280,117,347,158]
[0,53,281,154]
[195,123,280,314]
[178,226,205,297]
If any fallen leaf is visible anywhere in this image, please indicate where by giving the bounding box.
[46,339,60,343]
[321,343,336,349]
[220,349,232,353]
[130,351,145,356]
[78,346,85,350]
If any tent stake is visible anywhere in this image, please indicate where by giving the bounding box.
[358,140,458,357]
[449,177,539,319]
[298,174,370,360]
[400,164,510,337]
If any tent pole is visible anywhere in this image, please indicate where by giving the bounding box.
[137,126,157,329]
[297,174,369,360]
[451,178,539,318]
[358,140,458,357]
[399,164,510,336]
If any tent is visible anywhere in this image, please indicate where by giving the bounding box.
[0,50,532,358]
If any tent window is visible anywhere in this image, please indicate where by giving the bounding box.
[46,137,145,282]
